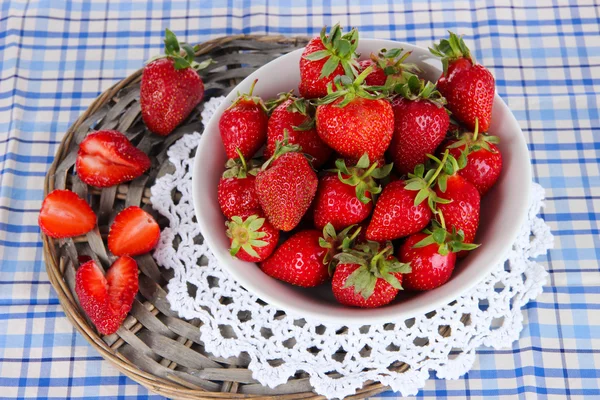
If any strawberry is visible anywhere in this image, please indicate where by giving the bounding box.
[108,206,160,256]
[76,130,151,188]
[332,241,410,308]
[255,139,318,231]
[433,152,481,251]
[388,74,450,175]
[226,212,279,262]
[313,154,392,230]
[316,70,394,161]
[75,256,138,335]
[358,48,419,86]
[39,189,96,238]
[430,32,495,132]
[219,79,268,160]
[398,222,479,291]
[299,24,359,99]
[260,224,359,287]
[265,95,332,168]
[217,152,261,219]
[141,29,211,136]
[441,119,502,195]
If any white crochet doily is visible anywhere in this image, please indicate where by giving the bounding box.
[150,96,554,399]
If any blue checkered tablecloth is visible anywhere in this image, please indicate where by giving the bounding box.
[1,0,599,398]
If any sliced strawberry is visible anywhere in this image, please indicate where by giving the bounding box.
[39,189,96,238]
[75,256,138,335]
[108,206,160,256]
[76,130,151,188]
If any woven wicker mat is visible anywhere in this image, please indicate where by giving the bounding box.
[41,35,405,400]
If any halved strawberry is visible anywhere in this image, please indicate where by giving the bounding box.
[75,256,138,335]
[108,206,160,256]
[39,189,96,238]
[77,130,151,188]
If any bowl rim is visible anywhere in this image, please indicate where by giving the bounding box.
[192,38,532,325]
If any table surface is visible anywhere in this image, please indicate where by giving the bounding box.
[1,0,599,399]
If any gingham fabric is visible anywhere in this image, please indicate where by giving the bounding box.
[1,0,598,398]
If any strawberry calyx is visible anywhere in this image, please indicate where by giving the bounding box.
[413,219,479,256]
[334,241,411,300]
[446,118,500,156]
[331,153,393,204]
[393,73,446,108]
[427,149,467,193]
[222,149,260,179]
[404,150,452,213]
[260,130,302,171]
[319,223,362,273]
[288,97,316,131]
[370,48,421,85]
[303,23,360,79]
[147,29,214,72]
[226,214,269,259]
[264,91,293,114]
[317,66,388,107]
[227,79,268,112]
[429,31,474,74]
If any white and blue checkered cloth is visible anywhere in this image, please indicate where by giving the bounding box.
[1,1,599,398]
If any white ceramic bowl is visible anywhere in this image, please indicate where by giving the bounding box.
[193,38,531,326]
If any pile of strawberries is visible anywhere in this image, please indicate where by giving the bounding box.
[217,25,503,308]
[39,30,213,334]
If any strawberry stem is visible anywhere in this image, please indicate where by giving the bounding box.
[355,65,374,86]
[236,148,247,171]
[248,79,258,97]
[437,209,446,230]
[360,161,379,180]
[472,117,479,141]
[426,150,449,187]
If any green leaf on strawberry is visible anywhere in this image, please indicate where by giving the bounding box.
[332,153,392,204]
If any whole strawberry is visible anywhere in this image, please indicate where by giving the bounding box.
[358,47,419,86]
[260,224,359,287]
[316,70,394,161]
[299,24,359,99]
[332,242,410,308]
[399,223,478,291]
[217,151,261,219]
[141,29,211,136]
[366,156,455,242]
[226,212,279,262]
[434,153,481,250]
[388,74,450,175]
[265,95,332,168]
[441,119,502,195]
[313,154,392,230]
[219,79,268,160]
[255,139,318,231]
[430,32,495,132]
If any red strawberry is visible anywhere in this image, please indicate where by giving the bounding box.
[316,70,394,161]
[226,212,279,262]
[313,155,392,230]
[299,24,359,99]
[398,223,479,290]
[141,29,210,136]
[108,206,160,256]
[265,96,332,168]
[75,256,138,335]
[217,152,260,219]
[434,155,481,249]
[366,178,435,242]
[441,119,502,195]
[219,79,268,159]
[39,189,97,238]
[255,140,318,231]
[76,130,151,188]
[430,32,495,132]
[332,242,410,308]
[260,224,358,287]
[358,48,419,86]
[388,75,450,175]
